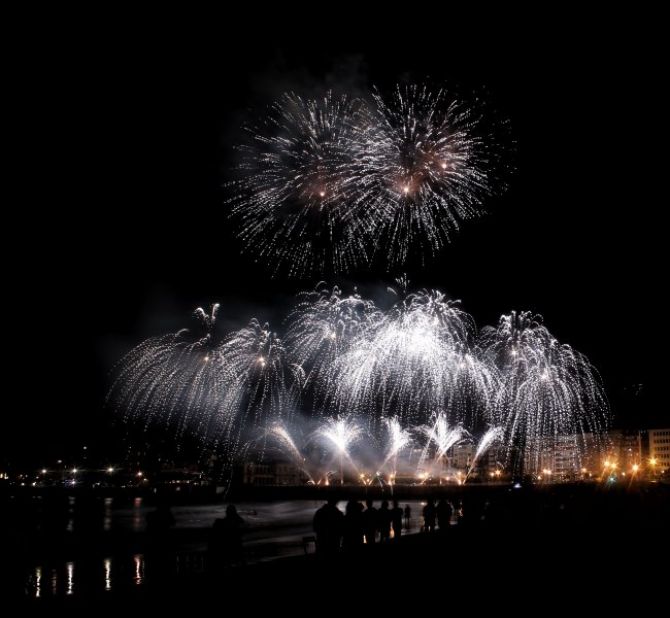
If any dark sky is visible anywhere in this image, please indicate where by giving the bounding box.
[7,16,665,465]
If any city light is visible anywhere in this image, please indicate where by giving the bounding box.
[632,464,639,473]
[107,467,114,473]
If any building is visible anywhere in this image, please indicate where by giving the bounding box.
[648,428,670,473]
[603,430,642,471]
[242,461,308,486]
[517,430,650,481]
[446,443,475,471]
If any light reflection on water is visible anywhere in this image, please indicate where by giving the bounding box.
[29,555,146,598]
[132,496,144,532]
[66,562,74,595]
[103,497,113,532]
[133,554,144,586]
[34,567,41,598]
[104,558,112,591]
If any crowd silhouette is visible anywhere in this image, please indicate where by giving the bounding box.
[313,497,456,555]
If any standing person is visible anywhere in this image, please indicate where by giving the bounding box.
[342,500,364,551]
[391,500,403,540]
[436,498,453,531]
[313,497,344,556]
[362,499,378,545]
[209,504,245,569]
[404,504,411,530]
[378,500,392,542]
[423,498,437,533]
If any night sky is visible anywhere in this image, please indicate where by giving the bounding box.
[8,18,664,465]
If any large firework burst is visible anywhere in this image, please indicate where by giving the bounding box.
[228,85,511,275]
[109,290,608,473]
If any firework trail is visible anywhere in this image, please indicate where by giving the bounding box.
[379,416,413,476]
[264,423,315,484]
[465,426,504,481]
[314,416,363,483]
[416,413,469,477]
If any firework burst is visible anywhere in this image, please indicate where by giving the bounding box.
[106,304,241,450]
[109,290,609,476]
[221,318,296,430]
[284,284,382,403]
[328,289,484,426]
[228,92,373,276]
[480,311,609,472]
[228,85,510,275]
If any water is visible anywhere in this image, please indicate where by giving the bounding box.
[21,497,434,598]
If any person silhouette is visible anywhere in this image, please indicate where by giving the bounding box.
[378,500,392,542]
[313,497,344,556]
[436,498,453,531]
[342,500,364,551]
[391,500,403,540]
[423,498,437,533]
[404,504,411,530]
[209,504,245,569]
[362,499,378,545]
